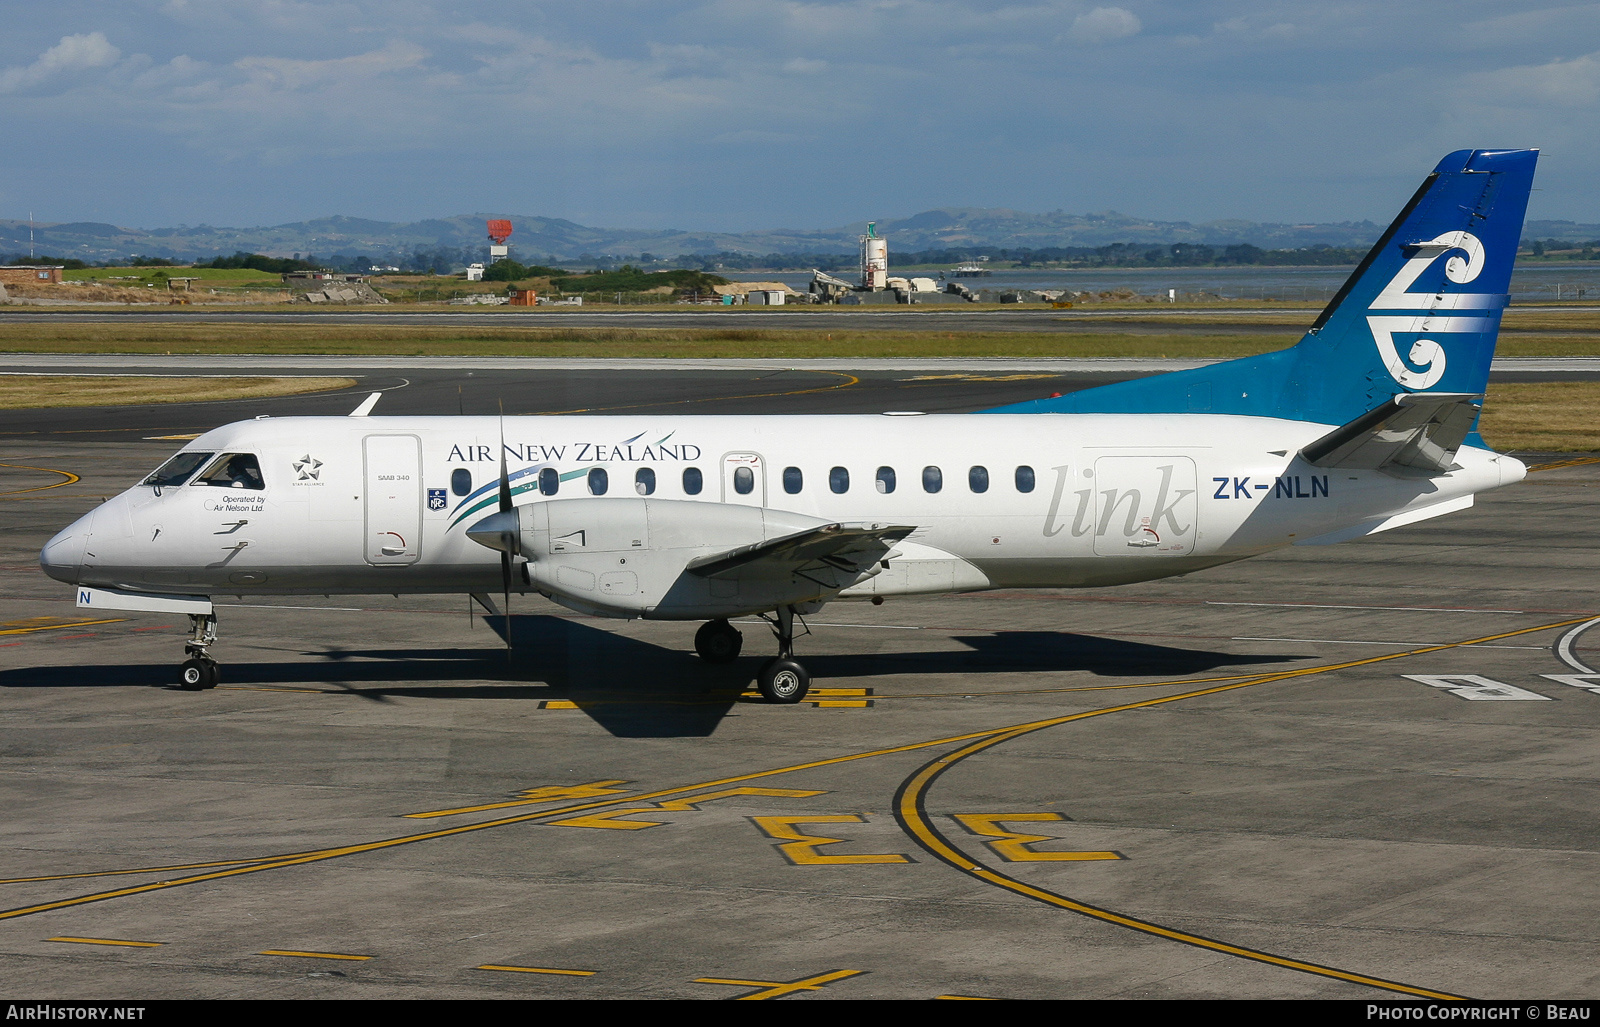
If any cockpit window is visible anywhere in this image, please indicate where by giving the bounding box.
[142,451,214,488]
[193,453,266,490]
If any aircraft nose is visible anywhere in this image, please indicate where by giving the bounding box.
[39,523,86,584]
[466,509,522,554]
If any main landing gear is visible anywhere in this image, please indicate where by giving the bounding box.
[757,606,810,704]
[694,608,811,704]
[178,612,219,691]
[694,619,743,664]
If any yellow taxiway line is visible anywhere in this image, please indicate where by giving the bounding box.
[0,464,81,498]
[2,615,1587,997]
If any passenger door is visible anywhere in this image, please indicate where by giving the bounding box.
[364,435,422,565]
[721,452,766,507]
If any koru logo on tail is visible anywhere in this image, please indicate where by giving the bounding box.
[1366,231,1495,389]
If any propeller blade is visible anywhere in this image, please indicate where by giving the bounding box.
[501,551,513,655]
[499,401,512,655]
[498,410,512,514]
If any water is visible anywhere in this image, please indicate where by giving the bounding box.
[718,264,1600,302]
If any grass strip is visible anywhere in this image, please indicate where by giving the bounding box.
[0,323,1295,359]
[1481,381,1600,452]
[0,375,356,409]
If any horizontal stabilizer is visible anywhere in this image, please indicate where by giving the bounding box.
[1299,392,1482,476]
[688,521,915,580]
[1295,494,1474,546]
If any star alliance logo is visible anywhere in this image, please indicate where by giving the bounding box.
[294,455,323,481]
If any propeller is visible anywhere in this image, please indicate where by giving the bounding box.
[463,402,522,655]
[498,401,513,655]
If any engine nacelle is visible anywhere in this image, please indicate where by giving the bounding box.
[506,498,841,619]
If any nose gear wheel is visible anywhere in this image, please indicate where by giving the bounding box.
[178,613,220,691]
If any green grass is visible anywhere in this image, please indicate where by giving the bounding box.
[0,306,1597,359]
[63,267,282,287]
[0,322,1296,359]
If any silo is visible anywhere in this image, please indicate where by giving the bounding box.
[859,222,888,291]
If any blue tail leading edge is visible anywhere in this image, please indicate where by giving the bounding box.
[988,149,1539,434]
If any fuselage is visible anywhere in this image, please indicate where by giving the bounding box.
[40,412,1525,618]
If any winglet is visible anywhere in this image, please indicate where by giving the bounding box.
[349,392,382,416]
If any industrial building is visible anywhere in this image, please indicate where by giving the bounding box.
[807,225,966,304]
[0,265,63,285]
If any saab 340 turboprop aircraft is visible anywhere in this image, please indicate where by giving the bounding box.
[42,149,1538,702]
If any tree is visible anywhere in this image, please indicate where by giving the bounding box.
[481,259,528,282]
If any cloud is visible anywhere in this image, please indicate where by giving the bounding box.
[233,39,428,91]
[1071,6,1140,44]
[0,31,122,93]
[1466,51,1600,106]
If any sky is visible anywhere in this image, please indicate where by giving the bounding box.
[3,1,1598,233]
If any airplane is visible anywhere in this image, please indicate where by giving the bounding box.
[40,148,1538,703]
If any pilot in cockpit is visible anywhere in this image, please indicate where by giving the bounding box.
[225,455,265,491]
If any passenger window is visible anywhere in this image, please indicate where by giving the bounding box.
[142,451,214,489]
[922,465,942,493]
[635,467,656,496]
[1015,465,1036,493]
[194,453,266,490]
[451,467,472,496]
[829,466,850,494]
[969,465,989,493]
[683,467,703,495]
[876,466,896,494]
[588,467,608,495]
[783,466,803,494]
[733,466,755,495]
[539,467,559,496]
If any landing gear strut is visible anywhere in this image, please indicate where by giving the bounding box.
[694,618,743,664]
[756,605,809,704]
[179,612,219,691]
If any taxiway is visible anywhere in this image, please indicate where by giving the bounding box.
[0,368,1595,1000]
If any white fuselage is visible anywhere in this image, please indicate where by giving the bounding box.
[40,413,1525,619]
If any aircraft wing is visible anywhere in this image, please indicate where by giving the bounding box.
[1299,392,1483,477]
[687,521,916,592]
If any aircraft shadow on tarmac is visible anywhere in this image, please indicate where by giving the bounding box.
[3,616,1298,738]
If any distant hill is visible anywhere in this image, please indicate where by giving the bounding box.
[4,210,1597,265]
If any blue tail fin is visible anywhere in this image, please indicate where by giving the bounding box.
[988,149,1538,426]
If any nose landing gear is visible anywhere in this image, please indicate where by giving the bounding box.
[178,612,219,691]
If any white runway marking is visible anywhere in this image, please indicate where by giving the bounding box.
[218,602,367,612]
[733,618,921,630]
[1209,601,1525,614]
[1539,674,1600,694]
[1404,674,1553,700]
[1236,636,1546,649]
[1553,616,1600,673]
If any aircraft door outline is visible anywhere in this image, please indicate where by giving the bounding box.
[721,452,766,507]
[364,434,423,566]
[1091,456,1198,557]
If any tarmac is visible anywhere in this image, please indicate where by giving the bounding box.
[0,368,1596,1000]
